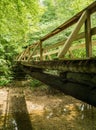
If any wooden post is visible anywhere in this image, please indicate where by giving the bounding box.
[40,41,43,61]
[58,11,87,58]
[85,11,92,57]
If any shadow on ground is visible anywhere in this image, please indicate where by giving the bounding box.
[9,88,33,130]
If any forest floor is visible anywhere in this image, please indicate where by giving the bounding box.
[0,82,95,130]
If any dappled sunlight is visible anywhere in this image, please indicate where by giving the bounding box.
[25,89,96,130]
[63,104,79,121]
[0,87,96,130]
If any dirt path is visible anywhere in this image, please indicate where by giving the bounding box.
[0,84,96,130]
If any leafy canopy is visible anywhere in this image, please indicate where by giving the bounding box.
[0,0,95,86]
[0,0,44,85]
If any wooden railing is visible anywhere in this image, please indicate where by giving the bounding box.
[17,2,96,62]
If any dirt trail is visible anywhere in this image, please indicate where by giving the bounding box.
[0,83,96,130]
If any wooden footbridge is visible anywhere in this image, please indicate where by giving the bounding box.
[15,2,96,106]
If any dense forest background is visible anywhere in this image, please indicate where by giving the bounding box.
[0,0,95,85]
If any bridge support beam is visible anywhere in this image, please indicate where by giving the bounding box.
[21,65,96,107]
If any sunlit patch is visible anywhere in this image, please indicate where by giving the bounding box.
[26,101,44,116]
[0,90,8,114]
[0,89,9,128]
[63,103,80,121]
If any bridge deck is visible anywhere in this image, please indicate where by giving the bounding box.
[21,58,96,73]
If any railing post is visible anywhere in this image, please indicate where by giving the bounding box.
[40,41,43,61]
[85,11,92,57]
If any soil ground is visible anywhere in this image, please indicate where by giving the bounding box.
[0,82,96,130]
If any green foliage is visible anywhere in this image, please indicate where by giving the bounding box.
[30,79,42,88]
[0,76,10,86]
[0,0,43,86]
[0,0,96,86]
[0,36,14,85]
[0,0,42,41]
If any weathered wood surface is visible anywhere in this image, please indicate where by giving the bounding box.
[21,58,96,73]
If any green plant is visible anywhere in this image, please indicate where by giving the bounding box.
[30,79,42,88]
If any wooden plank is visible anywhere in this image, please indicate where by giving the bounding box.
[85,11,92,57]
[58,11,87,58]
